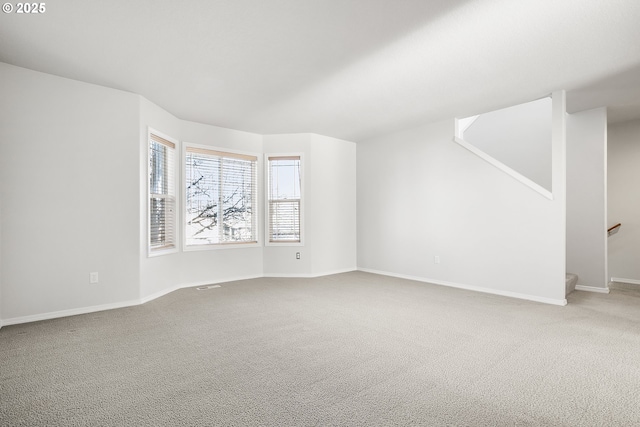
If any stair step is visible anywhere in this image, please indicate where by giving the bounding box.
[566,273,578,296]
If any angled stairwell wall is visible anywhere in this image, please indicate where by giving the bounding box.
[457,96,552,196]
[357,92,567,305]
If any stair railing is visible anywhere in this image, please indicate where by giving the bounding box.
[608,223,621,237]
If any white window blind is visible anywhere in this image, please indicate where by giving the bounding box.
[185,146,258,246]
[149,133,176,252]
[267,156,301,243]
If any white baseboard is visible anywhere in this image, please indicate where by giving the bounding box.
[358,268,567,306]
[139,284,182,305]
[2,275,262,327]
[263,267,357,279]
[610,277,640,286]
[0,270,359,327]
[265,272,332,278]
[317,268,358,277]
[575,285,610,294]
[1,298,142,327]
[5,268,558,325]
[177,274,264,290]
[138,274,267,304]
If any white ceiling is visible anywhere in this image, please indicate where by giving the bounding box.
[1,0,640,141]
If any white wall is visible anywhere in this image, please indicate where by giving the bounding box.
[262,134,357,277]
[138,101,266,301]
[357,93,567,304]
[463,97,552,191]
[177,120,265,287]
[138,97,183,300]
[1,60,571,325]
[566,108,608,289]
[608,119,640,283]
[308,134,357,275]
[263,134,313,276]
[0,197,3,327]
[0,63,358,325]
[0,63,141,322]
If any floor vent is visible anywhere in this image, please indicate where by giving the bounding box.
[196,285,221,291]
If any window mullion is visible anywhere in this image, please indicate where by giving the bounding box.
[185,146,257,247]
[218,157,224,243]
[267,155,302,243]
[148,130,177,255]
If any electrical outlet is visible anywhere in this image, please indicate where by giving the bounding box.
[296,252,301,260]
[90,272,99,284]
[434,256,440,264]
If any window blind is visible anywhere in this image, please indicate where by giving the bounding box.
[267,156,301,243]
[185,146,258,246]
[149,133,176,252]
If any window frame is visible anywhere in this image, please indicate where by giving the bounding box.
[182,142,261,251]
[265,153,304,246]
[147,127,179,257]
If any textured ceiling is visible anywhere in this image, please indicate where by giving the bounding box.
[1,0,639,141]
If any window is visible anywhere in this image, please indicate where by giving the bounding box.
[185,145,258,247]
[267,155,302,243]
[148,131,177,254]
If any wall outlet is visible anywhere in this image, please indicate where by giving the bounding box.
[296,252,301,260]
[90,272,99,284]
[434,256,440,264]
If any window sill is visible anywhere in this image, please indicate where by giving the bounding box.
[183,241,261,251]
[148,246,179,257]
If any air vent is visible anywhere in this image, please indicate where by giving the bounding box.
[196,284,221,291]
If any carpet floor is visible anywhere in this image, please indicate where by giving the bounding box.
[1,271,639,426]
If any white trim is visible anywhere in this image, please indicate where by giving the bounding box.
[139,284,182,305]
[141,274,264,303]
[263,273,318,278]
[0,268,568,326]
[182,142,262,251]
[1,298,141,327]
[264,152,305,247]
[182,242,261,252]
[0,271,361,327]
[603,115,609,288]
[575,285,610,294]
[610,277,640,286]
[314,268,357,277]
[358,267,567,306]
[262,241,303,247]
[177,274,263,290]
[453,136,553,200]
[455,115,479,137]
[148,245,179,258]
[263,268,357,279]
[147,127,180,257]
[3,275,264,327]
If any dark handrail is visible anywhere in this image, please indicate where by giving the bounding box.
[608,223,621,236]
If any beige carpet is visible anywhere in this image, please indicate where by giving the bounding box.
[1,271,639,426]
